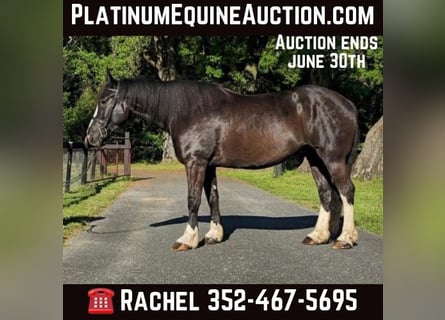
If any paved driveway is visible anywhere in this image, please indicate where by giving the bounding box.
[63,169,382,284]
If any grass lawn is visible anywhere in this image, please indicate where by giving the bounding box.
[63,177,131,242]
[220,168,383,235]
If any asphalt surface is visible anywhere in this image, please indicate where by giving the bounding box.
[63,169,382,284]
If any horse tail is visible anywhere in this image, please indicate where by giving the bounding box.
[347,118,360,168]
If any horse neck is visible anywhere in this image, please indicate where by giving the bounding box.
[124,81,171,132]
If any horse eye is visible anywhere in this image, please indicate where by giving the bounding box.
[100,98,107,105]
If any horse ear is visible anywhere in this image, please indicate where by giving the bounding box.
[106,69,116,84]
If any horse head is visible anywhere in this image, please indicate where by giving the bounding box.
[85,71,129,147]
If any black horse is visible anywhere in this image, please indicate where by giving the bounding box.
[86,72,359,251]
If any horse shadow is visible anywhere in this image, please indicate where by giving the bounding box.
[150,214,319,242]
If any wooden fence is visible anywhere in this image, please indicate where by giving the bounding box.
[63,132,131,192]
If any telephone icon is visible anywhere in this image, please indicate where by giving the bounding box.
[88,288,115,315]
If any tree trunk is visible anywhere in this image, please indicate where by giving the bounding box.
[162,132,176,162]
[296,158,312,173]
[143,36,178,162]
[352,116,383,180]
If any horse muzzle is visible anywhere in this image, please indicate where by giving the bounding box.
[84,135,90,147]
[84,134,101,148]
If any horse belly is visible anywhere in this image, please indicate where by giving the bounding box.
[211,126,300,168]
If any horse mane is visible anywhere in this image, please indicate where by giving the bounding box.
[116,77,236,128]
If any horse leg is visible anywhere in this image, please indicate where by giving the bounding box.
[329,161,358,249]
[172,161,206,251]
[302,152,342,245]
[203,166,224,245]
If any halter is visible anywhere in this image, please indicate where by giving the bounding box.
[89,83,121,138]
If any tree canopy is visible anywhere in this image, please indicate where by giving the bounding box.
[63,36,383,162]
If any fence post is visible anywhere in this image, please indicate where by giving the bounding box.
[100,149,107,178]
[114,140,119,176]
[81,144,88,184]
[90,149,97,181]
[124,131,131,176]
[274,163,283,177]
[64,141,73,192]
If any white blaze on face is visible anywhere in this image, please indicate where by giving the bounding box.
[87,105,99,131]
[93,105,99,117]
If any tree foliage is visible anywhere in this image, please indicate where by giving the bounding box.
[63,36,383,162]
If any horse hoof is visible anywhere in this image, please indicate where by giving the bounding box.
[172,242,192,251]
[205,237,219,245]
[302,236,318,245]
[332,240,355,249]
